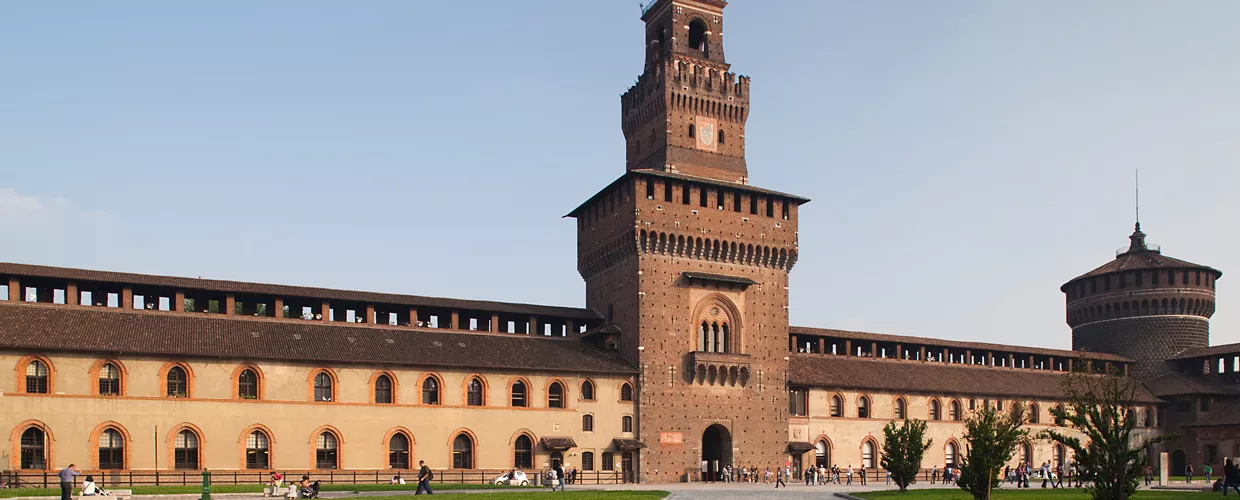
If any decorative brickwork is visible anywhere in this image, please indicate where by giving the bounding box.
[1072,317,1209,380]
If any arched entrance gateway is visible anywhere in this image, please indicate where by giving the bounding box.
[701,424,732,482]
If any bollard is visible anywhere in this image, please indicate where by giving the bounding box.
[200,470,212,500]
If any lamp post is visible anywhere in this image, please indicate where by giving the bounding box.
[200,469,211,500]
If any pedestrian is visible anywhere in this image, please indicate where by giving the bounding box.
[1055,464,1064,488]
[1206,463,1214,484]
[1188,463,1195,484]
[846,465,853,485]
[1143,464,1152,486]
[554,462,566,492]
[59,464,80,500]
[775,466,786,488]
[931,465,939,484]
[859,465,868,486]
[415,460,434,495]
[1224,458,1240,496]
[886,468,891,485]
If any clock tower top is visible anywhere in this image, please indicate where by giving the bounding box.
[624,0,750,183]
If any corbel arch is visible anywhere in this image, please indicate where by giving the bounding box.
[690,293,743,354]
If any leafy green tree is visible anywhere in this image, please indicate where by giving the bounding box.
[957,402,1029,500]
[1041,361,1175,500]
[881,418,933,492]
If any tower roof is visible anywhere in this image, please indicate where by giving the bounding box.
[1061,224,1222,290]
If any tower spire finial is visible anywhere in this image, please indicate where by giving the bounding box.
[1135,169,1140,231]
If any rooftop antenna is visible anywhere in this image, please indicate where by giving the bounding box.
[1135,169,1140,230]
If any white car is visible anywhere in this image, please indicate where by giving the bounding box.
[493,470,530,486]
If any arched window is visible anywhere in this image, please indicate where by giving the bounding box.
[949,400,962,421]
[548,381,565,408]
[20,427,46,470]
[1028,403,1040,424]
[467,378,484,406]
[830,395,844,417]
[581,380,595,401]
[815,440,830,468]
[583,414,594,432]
[511,381,527,407]
[422,376,440,405]
[25,360,49,394]
[1020,443,1032,464]
[894,398,907,420]
[688,19,708,53]
[945,442,957,468]
[315,432,338,469]
[582,451,595,471]
[1053,404,1065,426]
[237,368,259,399]
[167,366,188,398]
[375,374,393,404]
[313,372,332,402]
[174,430,199,470]
[862,440,876,468]
[388,433,410,470]
[98,429,125,470]
[622,415,633,433]
[858,396,871,419]
[620,383,634,402]
[929,399,942,421]
[245,431,270,469]
[1053,444,1065,468]
[99,363,121,396]
[452,434,473,469]
[514,435,532,469]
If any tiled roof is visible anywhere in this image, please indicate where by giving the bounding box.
[0,303,636,374]
[1166,343,1240,361]
[789,354,1161,403]
[789,326,1133,363]
[565,169,810,218]
[1184,401,1240,428]
[1063,249,1220,286]
[539,437,578,450]
[612,439,646,451]
[1140,371,1239,397]
[0,262,601,320]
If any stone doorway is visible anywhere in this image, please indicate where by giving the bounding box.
[701,424,732,482]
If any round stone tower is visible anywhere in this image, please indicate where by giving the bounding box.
[1061,224,1222,380]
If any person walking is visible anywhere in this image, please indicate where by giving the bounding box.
[1188,463,1195,484]
[775,466,787,488]
[1223,458,1240,496]
[1206,463,1214,484]
[558,461,567,493]
[415,460,434,495]
[1143,464,1153,486]
[59,464,80,500]
[931,465,939,484]
[859,465,868,486]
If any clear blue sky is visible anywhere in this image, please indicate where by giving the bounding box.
[2,1,1238,348]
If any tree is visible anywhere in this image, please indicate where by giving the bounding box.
[957,402,1029,500]
[881,418,933,492]
[1041,360,1175,500]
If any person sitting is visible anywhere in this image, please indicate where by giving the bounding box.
[390,474,403,485]
[81,476,109,496]
[298,476,313,498]
[269,472,284,487]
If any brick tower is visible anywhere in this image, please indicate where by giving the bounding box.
[1061,224,1222,380]
[568,0,809,483]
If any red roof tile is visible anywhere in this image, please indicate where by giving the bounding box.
[0,303,635,374]
[789,354,1160,403]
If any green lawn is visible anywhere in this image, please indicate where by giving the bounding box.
[858,489,1205,499]
[364,493,666,500]
[0,482,511,498]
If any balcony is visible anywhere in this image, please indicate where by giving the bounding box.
[689,351,751,387]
